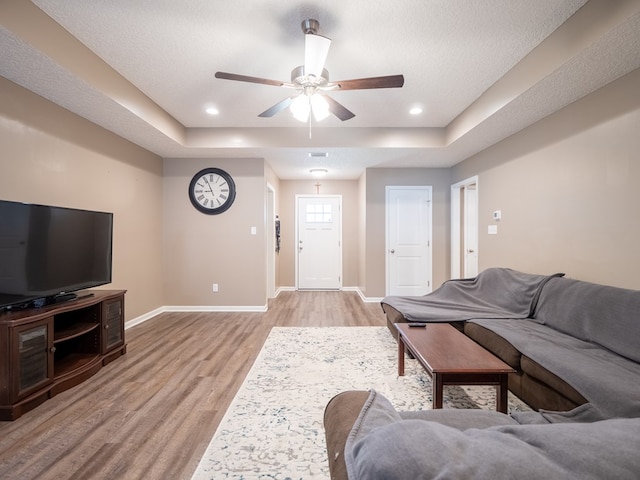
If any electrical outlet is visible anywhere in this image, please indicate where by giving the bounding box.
[212,284,218,292]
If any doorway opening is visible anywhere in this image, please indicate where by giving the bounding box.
[267,183,276,298]
[451,176,479,279]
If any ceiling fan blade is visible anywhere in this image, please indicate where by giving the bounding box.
[323,95,356,121]
[332,74,405,90]
[304,34,331,78]
[258,95,298,118]
[215,71,286,87]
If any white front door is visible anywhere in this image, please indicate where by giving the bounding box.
[296,195,342,290]
[386,186,432,296]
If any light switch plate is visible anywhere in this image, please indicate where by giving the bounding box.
[488,225,498,235]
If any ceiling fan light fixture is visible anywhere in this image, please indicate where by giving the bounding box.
[291,94,311,122]
[290,93,330,122]
[310,94,330,121]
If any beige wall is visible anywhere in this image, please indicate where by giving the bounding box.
[163,158,267,307]
[4,65,640,317]
[278,180,360,288]
[0,77,164,320]
[452,68,640,290]
[363,168,452,298]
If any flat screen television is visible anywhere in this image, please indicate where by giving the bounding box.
[0,200,113,310]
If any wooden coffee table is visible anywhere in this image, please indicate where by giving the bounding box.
[395,322,515,413]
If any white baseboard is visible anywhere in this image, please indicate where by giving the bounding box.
[163,305,268,313]
[124,304,268,329]
[124,288,383,330]
[351,287,384,303]
[275,286,295,296]
[125,307,164,330]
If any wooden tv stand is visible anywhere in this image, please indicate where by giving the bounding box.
[0,290,127,421]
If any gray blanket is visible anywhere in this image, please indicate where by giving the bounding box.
[469,318,640,419]
[468,275,640,419]
[346,390,640,480]
[381,268,564,322]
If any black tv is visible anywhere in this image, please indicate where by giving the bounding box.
[0,200,113,310]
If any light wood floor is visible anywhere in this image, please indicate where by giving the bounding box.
[0,291,386,480]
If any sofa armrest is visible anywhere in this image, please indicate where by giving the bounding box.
[324,391,370,480]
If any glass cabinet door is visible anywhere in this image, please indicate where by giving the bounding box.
[102,298,124,353]
[14,319,53,399]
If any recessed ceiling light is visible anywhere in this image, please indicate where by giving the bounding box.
[308,152,329,158]
[310,168,328,177]
[206,106,219,115]
[409,106,423,115]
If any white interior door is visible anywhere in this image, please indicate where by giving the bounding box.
[296,195,342,290]
[386,186,432,296]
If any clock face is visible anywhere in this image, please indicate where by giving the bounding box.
[188,168,236,215]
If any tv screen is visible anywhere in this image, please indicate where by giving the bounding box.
[0,200,113,310]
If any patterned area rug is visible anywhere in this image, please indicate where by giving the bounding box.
[191,326,531,480]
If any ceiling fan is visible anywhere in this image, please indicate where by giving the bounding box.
[215,19,405,122]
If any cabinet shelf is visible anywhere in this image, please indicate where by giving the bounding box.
[54,322,99,343]
[54,352,101,378]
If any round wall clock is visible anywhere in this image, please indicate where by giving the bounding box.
[188,167,236,215]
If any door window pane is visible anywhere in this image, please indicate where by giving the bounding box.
[306,204,333,223]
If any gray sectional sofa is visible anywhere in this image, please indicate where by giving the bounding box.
[323,269,640,479]
[380,268,640,413]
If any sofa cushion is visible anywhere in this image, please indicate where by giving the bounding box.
[345,392,640,480]
[520,355,587,406]
[464,321,521,369]
[517,372,585,412]
[467,318,640,418]
[398,408,518,429]
[533,276,640,363]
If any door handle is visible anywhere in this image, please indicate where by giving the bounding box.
[390,249,395,254]
[467,249,475,253]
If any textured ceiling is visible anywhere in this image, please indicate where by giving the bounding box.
[2,0,640,179]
